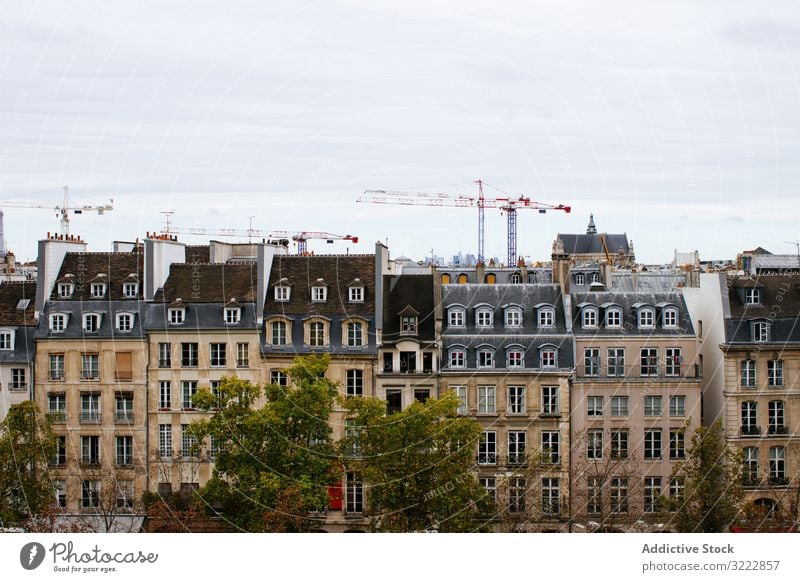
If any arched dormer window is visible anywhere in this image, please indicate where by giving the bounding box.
[441,274,451,285]
[578,303,598,328]
[507,345,525,368]
[475,305,494,328]
[477,346,495,368]
[447,305,466,328]
[510,273,522,284]
[753,320,770,343]
[574,273,585,286]
[448,345,466,368]
[601,303,622,328]
[539,344,558,368]
[535,304,556,328]
[504,305,523,328]
[457,274,468,284]
[485,273,496,284]
[633,304,655,329]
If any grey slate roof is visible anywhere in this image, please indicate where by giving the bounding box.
[36,300,147,340]
[145,302,258,332]
[570,291,694,336]
[724,274,800,344]
[0,325,35,364]
[556,233,630,255]
[382,275,436,343]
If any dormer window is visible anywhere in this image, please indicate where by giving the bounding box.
[745,288,761,305]
[510,273,522,284]
[638,308,655,329]
[662,308,678,328]
[575,273,585,285]
[448,307,465,328]
[400,316,418,334]
[49,313,67,332]
[477,348,494,368]
[582,308,598,328]
[90,283,106,298]
[0,329,13,350]
[505,307,523,328]
[116,313,133,332]
[311,285,327,302]
[754,321,770,343]
[274,285,291,302]
[122,282,138,298]
[540,346,557,368]
[83,313,101,332]
[349,286,364,303]
[58,283,74,298]
[449,347,466,368]
[590,273,600,284]
[485,273,496,284]
[168,308,185,325]
[606,308,622,328]
[476,307,494,328]
[224,307,241,324]
[538,307,555,328]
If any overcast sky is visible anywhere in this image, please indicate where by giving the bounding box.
[1,0,798,264]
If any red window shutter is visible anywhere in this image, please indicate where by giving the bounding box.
[328,484,343,510]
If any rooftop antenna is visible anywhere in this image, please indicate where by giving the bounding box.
[248,216,255,244]
[161,211,175,235]
[785,240,800,269]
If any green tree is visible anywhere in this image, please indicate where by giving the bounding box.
[668,419,744,532]
[340,392,490,532]
[189,354,338,532]
[0,401,57,526]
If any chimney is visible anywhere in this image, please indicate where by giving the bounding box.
[144,236,186,301]
[517,257,528,283]
[475,260,485,284]
[35,235,88,316]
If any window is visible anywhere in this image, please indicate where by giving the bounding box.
[181,343,198,367]
[744,447,759,483]
[741,360,756,387]
[311,286,327,302]
[52,436,66,466]
[274,285,291,301]
[49,354,65,380]
[670,395,686,417]
[80,354,99,380]
[510,273,522,284]
[236,343,249,367]
[665,348,681,377]
[745,288,761,305]
[542,385,559,415]
[159,381,171,409]
[644,477,661,513]
[10,368,26,390]
[115,393,133,422]
[123,282,138,298]
[770,447,786,482]
[82,480,101,508]
[448,308,465,327]
[741,401,758,434]
[607,348,624,376]
[168,308,185,324]
[610,430,628,459]
[669,477,685,503]
[575,273,585,285]
[159,424,173,458]
[346,369,363,397]
[587,429,603,459]
[116,313,133,332]
[480,477,496,508]
[644,396,662,417]
[48,394,66,422]
[538,308,555,328]
[182,424,197,458]
[386,389,402,415]
[478,431,497,465]
[644,430,662,459]
[210,381,222,409]
[640,348,658,376]
[0,330,12,350]
[449,348,465,368]
[478,385,496,414]
[457,273,468,284]
[484,273,496,284]
[768,400,786,434]
[308,321,326,346]
[611,396,628,417]
[507,349,524,368]
[210,343,227,367]
[509,478,526,513]
[610,477,628,514]
[505,308,522,328]
[582,308,598,328]
[542,431,559,464]
[399,351,416,373]
[271,320,287,346]
[477,349,494,368]
[590,273,600,284]
[224,307,241,324]
[754,321,769,343]
[453,385,467,415]
[638,308,655,328]
[540,348,557,368]
[588,477,602,515]
[662,308,678,328]
[182,381,198,410]
[605,309,622,328]
[270,370,288,386]
[83,313,100,332]
[114,352,132,381]
[209,436,219,461]
[116,481,134,510]
[49,313,66,332]
[116,436,133,466]
[81,435,100,465]
[542,478,560,515]
[508,431,526,465]
[345,472,364,513]
[346,322,364,347]
[768,360,783,386]
[55,480,67,508]
[476,308,493,328]
[158,342,171,368]
[349,286,364,302]
[584,348,599,376]
[508,385,526,414]
[587,395,603,417]
[670,429,685,459]
[90,283,106,298]
[58,283,73,298]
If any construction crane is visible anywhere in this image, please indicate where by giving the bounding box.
[0,186,113,236]
[160,225,358,255]
[358,179,571,265]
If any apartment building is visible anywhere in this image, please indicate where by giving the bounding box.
[0,281,36,420]
[439,280,573,531]
[721,275,800,528]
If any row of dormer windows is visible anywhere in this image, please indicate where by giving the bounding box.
[446,305,557,329]
[57,282,139,299]
[273,284,365,303]
[447,345,560,369]
[48,306,242,333]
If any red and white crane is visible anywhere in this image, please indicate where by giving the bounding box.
[358,179,571,265]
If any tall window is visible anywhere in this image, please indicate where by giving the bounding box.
[741,360,756,387]
[480,478,496,508]
[644,477,662,513]
[588,477,602,515]
[665,348,681,377]
[610,477,628,514]
[10,368,26,390]
[587,429,603,459]
[768,360,783,386]
[48,394,66,422]
[55,480,67,508]
[478,431,496,465]
[610,430,628,459]
[607,348,624,376]
[116,436,133,466]
[508,477,526,513]
[542,478,559,515]
[346,369,363,397]
[49,354,65,380]
[81,435,100,465]
[80,394,100,422]
[770,447,786,482]
[81,354,99,380]
[644,430,662,459]
[542,431,559,464]
[453,385,467,415]
[768,400,786,434]
[181,424,197,458]
[575,273,585,285]
[587,395,603,417]
[584,348,599,376]
[237,343,249,367]
[670,429,685,459]
[158,343,171,368]
[743,447,759,483]
[116,481,134,510]
[754,321,769,343]
[345,472,364,513]
[181,343,198,367]
[159,424,173,458]
[610,396,628,417]
[309,322,325,346]
[670,395,686,417]
[52,436,66,466]
[210,343,227,367]
[644,396,662,417]
[542,386,559,415]
[640,348,658,376]
[670,478,685,503]
[347,322,364,347]
[159,381,171,409]
[741,401,758,434]
[508,385,526,414]
[182,381,198,410]
[81,481,101,508]
[478,386,496,414]
[115,393,134,422]
[508,431,526,465]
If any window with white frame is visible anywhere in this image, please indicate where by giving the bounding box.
[311,286,327,302]
[116,313,133,332]
[58,283,74,298]
[476,308,493,327]
[271,320,287,345]
[345,472,364,513]
[236,342,249,367]
[665,348,681,376]
[224,307,241,324]
[116,436,133,466]
[669,395,686,417]
[480,477,496,507]
[309,321,326,346]
[607,348,624,376]
[182,381,198,409]
[80,354,99,380]
[587,477,601,514]
[575,273,585,285]
[50,313,67,332]
[644,395,662,417]
[346,321,364,347]
[584,348,599,376]
[590,273,600,284]
[605,308,622,328]
[662,308,678,328]
[159,381,171,409]
[346,369,363,397]
[348,286,364,302]
[542,478,560,515]
[768,360,784,386]
[741,401,758,432]
[510,273,522,284]
[168,308,185,324]
[582,308,598,328]
[508,385,525,414]
[83,313,101,332]
[159,424,173,458]
[745,288,761,305]
[770,446,785,481]
[610,477,628,514]
[610,430,628,459]
[538,307,555,328]
[644,430,662,459]
[49,354,64,380]
[640,348,658,376]
[638,308,655,328]
[542,431,559,464]
[670,429,685,459]
[448,308,465,327]
[477,349,493,368]
[81,480,101,508]
[449,348,465,368]
[542,385,559,415]
[540,347,557,368]
[270,370,288,386]
[478,385,496,414]
[644,477,661,513]
[505,308,522,328]
[508,431,526,465]
[90,283,106,298]
[123,282,138,298]
[669,478,685,503]
[181,424,197,458]
[453,385,467,415]
[587,429,603,459]
[587,395,603,417]
[744,447,759,483]
[611,396,628,417]
[478,431,496,464]
[54,480,67,508]
[769,400,785,434]
[741,359,756,387]
[507,349,524,368]
[753,321,769,343]
[274,285,291,301]
[400,316,418,334]
[0,330,12,350]
[210,343,226,367]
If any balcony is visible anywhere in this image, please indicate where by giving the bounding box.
[48,374,65,382]
[80,411,101,423]
[7,382,28,392]
[768,425,789,436]
[740,425,761,437]
[115,411,134,424]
